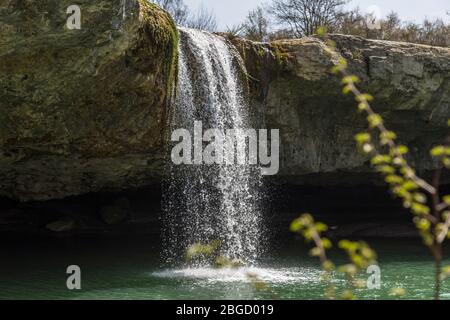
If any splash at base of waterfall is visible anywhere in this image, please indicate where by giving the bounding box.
[152,267,315,284]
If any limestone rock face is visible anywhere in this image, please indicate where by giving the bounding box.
[1,1,449,202]
[0,0,177,201]
[232,35,450,185]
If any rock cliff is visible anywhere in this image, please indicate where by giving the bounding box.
[1,1,449,201]
[0,0,177,201]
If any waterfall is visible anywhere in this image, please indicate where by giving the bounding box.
[162,28,263,266]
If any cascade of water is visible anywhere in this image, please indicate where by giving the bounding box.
[162,28,263,266]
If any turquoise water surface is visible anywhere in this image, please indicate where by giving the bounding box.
[1,236,449,300]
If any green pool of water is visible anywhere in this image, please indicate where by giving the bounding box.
[0,236,449,300]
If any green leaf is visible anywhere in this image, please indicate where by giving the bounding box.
[435,223,445,236]
[414,217,431,230]
[395,145,409,155]
[331,65,341,74]
[415,218,431,231]
[315,222,328,232]
[322,260,335,272]
[371,155,392,165]
[412,203,431,216]
[380,131,397,142]
[338,240,352,250]
[442,157,450,168]
[331,58,348,73]
[400,167,415,178]
[361,247,376,260]
[442,266,450,274]
[403,200,412,209]
[342,85,352,94]
[303,229,314,241]
[413,193,427,204]
[321,238,333,249]
[338,58,348,68]
[393,157,406,166]
[443,195,450,205]
[351,254,364,268]
[290,219,303,232]
[393,187,412,201]
[376,165,395,175]
[402,181,418,191]
[342,75,360,85]
[355,132,371,144]
[338,264,357,276]
[385,175,403,185]
[309,247,322,257]
[356,93,374,102]
[431,146,445,157]
[339,240,358,252]
[367,114,383,128]
[421,232,434,246]
[299,214,314,225]
[358,102,368,112]
[445,147,450,156]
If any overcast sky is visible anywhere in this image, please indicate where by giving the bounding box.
[184,0,449,30]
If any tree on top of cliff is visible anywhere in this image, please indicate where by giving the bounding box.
[241,6,271,42]
[185,4,218,32]
[269,0,347,37]
[153,0,189,25]
[235,2,448,47]
[152,0,218,32]
[334,8,449,47]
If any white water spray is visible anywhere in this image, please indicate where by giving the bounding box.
[162,28,264,266]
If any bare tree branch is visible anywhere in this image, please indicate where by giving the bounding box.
[269,0,346,36]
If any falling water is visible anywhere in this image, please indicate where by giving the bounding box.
[162,28,263,266]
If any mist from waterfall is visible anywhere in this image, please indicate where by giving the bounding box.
[162,28,264,266]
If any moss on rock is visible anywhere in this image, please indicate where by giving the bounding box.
[135,1,179,98]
